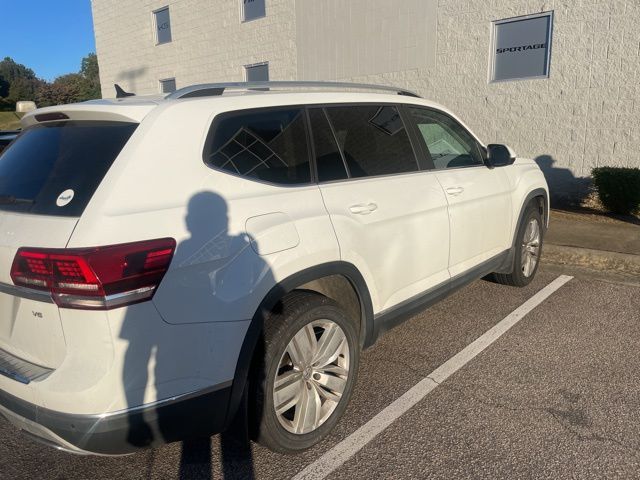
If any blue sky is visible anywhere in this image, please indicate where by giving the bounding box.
[1,1,95,81]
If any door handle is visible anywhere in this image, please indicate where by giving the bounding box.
[446,187,464,196]
[349,203,378,215]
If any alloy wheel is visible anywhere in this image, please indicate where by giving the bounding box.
[521,218,541,277]
[272,319,350,435]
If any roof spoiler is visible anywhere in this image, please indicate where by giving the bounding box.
[114,84,135,98]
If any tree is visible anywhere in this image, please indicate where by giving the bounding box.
[0,57,39,110]
[36,74,84,107]
[79,53,101,100]
[8,77,42,103]
[0,53,101,109]
[0,57,36,84]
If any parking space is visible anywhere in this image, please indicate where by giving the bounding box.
[2,267,639,479]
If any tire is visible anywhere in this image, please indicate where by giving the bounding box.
[493,202,544,287]
[249,290,359,454]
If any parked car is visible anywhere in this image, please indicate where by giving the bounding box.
[0,82,548,455]
[0,130,19,154]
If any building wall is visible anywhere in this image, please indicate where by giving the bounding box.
[92,0,640,203]
[338,0,639,203]
[92,0,297,97]
[295,0,437,80]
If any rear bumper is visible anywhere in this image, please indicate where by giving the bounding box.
[0,381,232,455]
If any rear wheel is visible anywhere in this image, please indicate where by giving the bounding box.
[250,291,359,453]
[493,203,543,287]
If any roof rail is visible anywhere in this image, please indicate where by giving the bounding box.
[165,81,421,100]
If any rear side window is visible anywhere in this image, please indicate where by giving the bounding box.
[324,105,418,178]
[204,108,311,185]
[0,121,137,217]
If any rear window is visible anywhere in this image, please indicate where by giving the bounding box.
[0,121,137,217]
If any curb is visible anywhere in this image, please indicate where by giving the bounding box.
[543,244,640,276]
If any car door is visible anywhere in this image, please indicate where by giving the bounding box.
[405,106,512,278]
[311,105,450,314]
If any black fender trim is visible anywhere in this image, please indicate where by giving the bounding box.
[496,188,549,274]
[223,261,374,429]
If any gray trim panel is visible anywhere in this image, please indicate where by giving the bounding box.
[0,381,233,454]
[0,282,54,303]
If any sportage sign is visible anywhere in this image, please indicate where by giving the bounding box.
[496,43,547,54]
[490,12,553,82]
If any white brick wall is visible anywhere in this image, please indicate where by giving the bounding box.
[92,0,297,96]
[295,0,438,80]
[92,0,640,202]
[341,0,640,201]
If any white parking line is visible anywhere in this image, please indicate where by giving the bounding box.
[293,275,574,480]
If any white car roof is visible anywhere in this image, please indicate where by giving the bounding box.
[20,83,459,131]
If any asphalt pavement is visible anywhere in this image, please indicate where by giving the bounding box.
[2,265,639,479]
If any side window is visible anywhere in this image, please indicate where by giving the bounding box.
[308,108,348,182]
[204,108,311,185]
[408,108,484,169]
[325,105,418,178]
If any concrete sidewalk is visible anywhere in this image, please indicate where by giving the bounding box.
[543,210,640,276]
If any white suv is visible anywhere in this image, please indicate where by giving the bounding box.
[0,82,548,455]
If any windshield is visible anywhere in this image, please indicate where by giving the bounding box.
[0,120,137,217]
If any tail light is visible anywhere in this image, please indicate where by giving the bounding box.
[10,238,176,310]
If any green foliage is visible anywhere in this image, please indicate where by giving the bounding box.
[0,57,36,84]
[0,54,101,110]
[592,167,640,215]
[8,77,43,104]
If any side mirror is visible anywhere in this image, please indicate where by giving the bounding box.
[486,144,516,167]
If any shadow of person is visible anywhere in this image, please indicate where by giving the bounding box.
[535,155,591,207]
[120,191,270,479]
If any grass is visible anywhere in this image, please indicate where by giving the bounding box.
[0,111,24,130]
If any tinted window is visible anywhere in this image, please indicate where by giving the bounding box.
[242,0,265,22]
[325,105,417,178]
[245,63,269,82]
[160,78,176,93]
[308,108,348,182]
[155,7,172,44]
[0,121,137,217]
[205,109,311,185]
[409,108,483,169]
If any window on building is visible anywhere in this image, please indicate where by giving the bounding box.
[408,108,484,169]
[241,0,265,22]
[324,105,418,179]
[490,11,554,82]
[154,7,172,45]
[159,78,177,93]
[204,108,311,185]
[245,63,269,82]
[308,108,349,182]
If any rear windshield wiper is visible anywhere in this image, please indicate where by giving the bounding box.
[0,195,34,205]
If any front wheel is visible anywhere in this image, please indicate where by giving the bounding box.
[493,203,544,287]
[249,291,359,453]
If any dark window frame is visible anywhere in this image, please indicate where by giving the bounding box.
[201,105,315,187]
[202,102,483,187]
[306,107,351,183]
[402,105,487,171]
